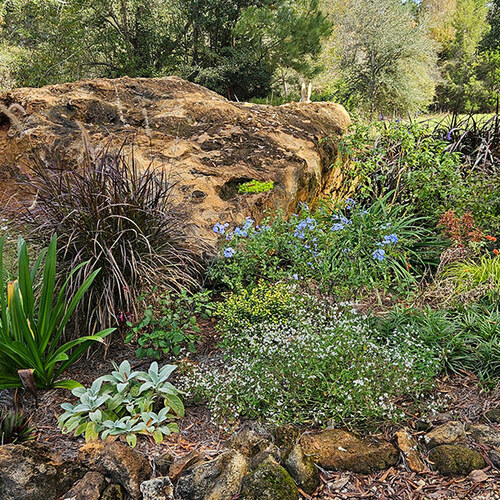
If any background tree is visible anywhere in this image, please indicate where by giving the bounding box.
[332,0,439,113]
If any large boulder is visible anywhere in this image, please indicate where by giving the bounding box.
[300,429,398,474]
[0,76,350,244]
[0,442,86,500]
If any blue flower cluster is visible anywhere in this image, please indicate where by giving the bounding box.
[294,217,316,239]
[330,214,351,232]
[372,248,385,261]
[213,222,229,235]
[372,233,398,261]
[224,247,236,258]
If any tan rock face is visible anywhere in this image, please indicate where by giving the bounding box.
[0,76,350,244]
[424,421,466,449]
[300,429,399,474]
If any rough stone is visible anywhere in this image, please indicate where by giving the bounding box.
[273,424,301,453]
[428,445,486,476]
[488,448,500,469]
[395,429,426,473]
[239,457,299,500]
[300,429,398,474]
[175,449,248,500]
[0,442,86,500]
[284,442,320,495]
[467,424,500,447]
[0,77,351,246]
[169,451,206,483]
[62,471,106,500]
[485,408,500,424]
[78,441,152,500]
[424,421,466,449]
[100,483,125,500]
[140,476,174,500]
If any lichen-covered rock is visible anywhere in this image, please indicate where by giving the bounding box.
[485,409,500,424]
[0,77,350,246]
[424,421,466,449]
[284,443,320,495]
[140,476,174,500]
[100,483,124,500]
[428,445,486,476]
[273,424,301,454]
[62,471,106,500]
[175,450,248,500]
[78,441,152,500]
[0,442,86,500]
[239,457,299,500]
[300,429,398,474]
[467,424,500,447]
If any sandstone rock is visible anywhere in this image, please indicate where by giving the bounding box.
[273,424,301,453]
[155,453,173,477]
[226,425,280,469]
[424,421,466,449]
[175,449,248,500]
[428,445,485,476]
[0,442,86,500]
[100,483,124,500]
[488,448,500,469]
[169,451,206,483]
[467,424,500,447]
[140,477,174,500]
[62,471,106,500]
[0,77,350,246]
[485,408,500,423]
[239,457,299,500]
[78,441,152,499]
[284,442,320,495]
[395,429,426,473]
[300,429,398,474]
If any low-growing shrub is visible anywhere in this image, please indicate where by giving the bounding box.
[19,145,203,335]
[126,289,214,358]
[182,289,439,427]
[0,234,114,389]
[58,361,183,447]
[210,196,442,296]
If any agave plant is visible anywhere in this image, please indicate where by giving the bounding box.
[0,409,35,444]
[0,234,114,389]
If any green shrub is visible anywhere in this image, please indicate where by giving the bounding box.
[238,180,274,194]
[58,361,183,447]
[182,288,439,427]
[125,289,214,358]
[210,196,442,296]
[373,303,500,382]
[0,235,114,389]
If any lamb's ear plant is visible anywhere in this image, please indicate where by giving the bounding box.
[0,234,114,389]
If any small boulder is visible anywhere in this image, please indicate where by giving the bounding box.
[300,429,398,474]
[467,424,500,447]
[489,448,500,469]
[78,441,152,500]
[100,484,125,500]
[140,477,174,500]
[283,443,320,495]
[485,409,500,424]
[169,451,206,483]
[175,450,248,500]
[428,445,485,476]
[395,429,426,473]
[0,442,86,500]
[239,457,299,500]
[226,426,280,468]
[62,471,106,500]
[424,421,466,449]
[273,425,301,453]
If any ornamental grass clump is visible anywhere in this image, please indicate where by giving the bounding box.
[181,287,440,427]
[19,145,203,335]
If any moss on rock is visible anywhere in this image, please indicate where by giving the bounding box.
[428,445,486,476]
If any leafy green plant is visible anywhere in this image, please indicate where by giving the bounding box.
[210,195,442,296]
[58,361,184,447]
[19,146,203,335]
[125,289,214,358]
[0,234,114,389]
[182,292,439,427]
[0,409,35,444]
[238,180,274,194]
[373,303,500,382]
